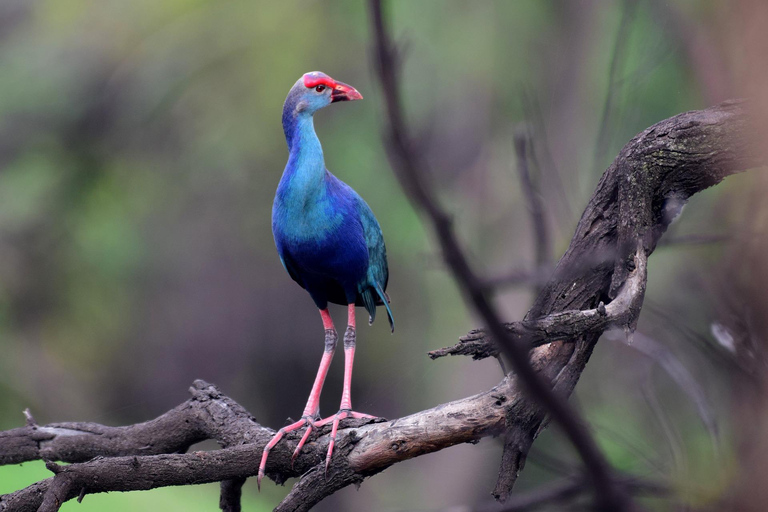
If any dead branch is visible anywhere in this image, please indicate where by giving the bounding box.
[0,376,521,512]
[430,247,646,361]
[431,96,757,505]
[369,1,628,509]
[513,127,552,297]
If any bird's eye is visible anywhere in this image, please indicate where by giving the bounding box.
[315,85,326,93]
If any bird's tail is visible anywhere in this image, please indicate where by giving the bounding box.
[375,282,395,333]
[361,282,395,333]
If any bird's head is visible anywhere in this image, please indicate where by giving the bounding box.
[286,71,363,117]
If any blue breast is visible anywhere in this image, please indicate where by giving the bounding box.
[273,170,369,305]
[272,87,393,330]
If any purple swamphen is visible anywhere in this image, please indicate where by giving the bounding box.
[259,72,394,486]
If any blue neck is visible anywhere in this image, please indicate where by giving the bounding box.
[282,103,326,192]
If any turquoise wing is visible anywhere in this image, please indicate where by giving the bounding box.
[355,194,394,332]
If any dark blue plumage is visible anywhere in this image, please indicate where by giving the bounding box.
[272,72,394,330]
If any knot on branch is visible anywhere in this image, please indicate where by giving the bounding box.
[44,460,64,475]
[190,379,220,401]
[23,410,37,429]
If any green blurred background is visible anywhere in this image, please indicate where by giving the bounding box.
[1,0,765,510]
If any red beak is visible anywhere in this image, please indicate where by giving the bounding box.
[331,81,363,103]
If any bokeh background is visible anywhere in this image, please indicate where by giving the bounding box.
[1,0,767,510]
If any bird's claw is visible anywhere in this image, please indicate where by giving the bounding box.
[257,415,316,491]
[324,414,341,477]
[291,420,316,466]
[257,409,377,489]
[315,409,377,478]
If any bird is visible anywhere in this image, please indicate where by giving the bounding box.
[259,71,394,487]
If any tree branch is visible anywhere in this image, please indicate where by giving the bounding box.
[369,1,628,509]
[431,247,646,361]
[0,380,263,467]
[1,377,520,512]
[514,127,552,297]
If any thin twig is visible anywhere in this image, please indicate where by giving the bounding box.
[369,1,628,509]
[594,0,638,166]
[513,127,552,297]
[625,332,719,446]
[468,474,668,512]
[657,233,731,247]
[482,266,551,291]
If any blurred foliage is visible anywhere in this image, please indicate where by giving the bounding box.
[0,0,762,510]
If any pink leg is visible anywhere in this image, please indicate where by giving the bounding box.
[347,303,355,330]
[315,304,375,475]
[257,308,338,490]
